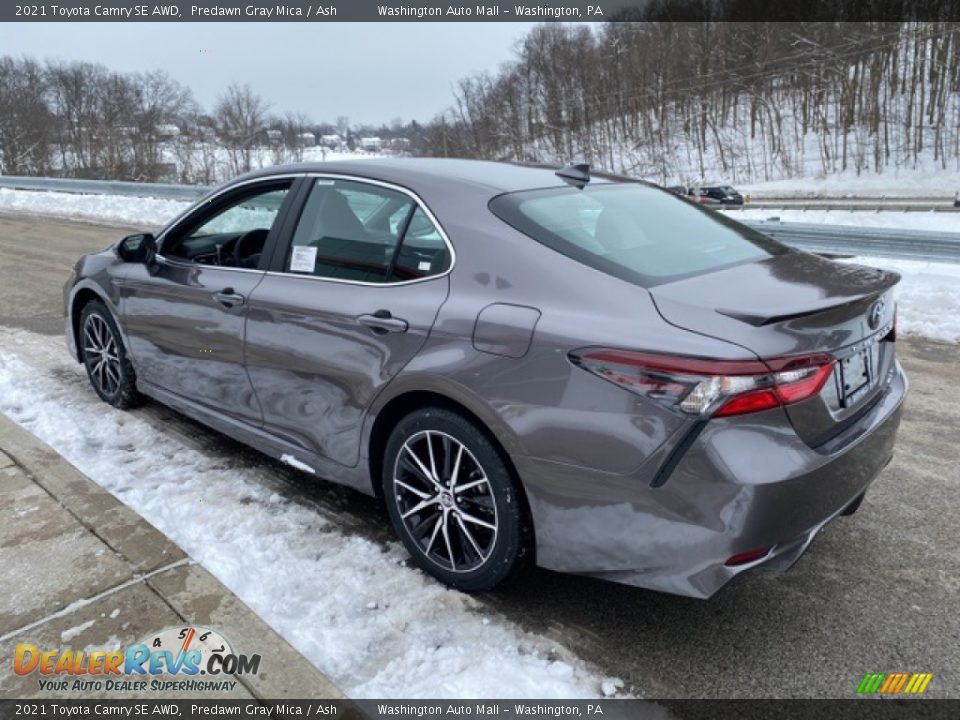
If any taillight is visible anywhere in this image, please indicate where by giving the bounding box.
[569,349,835,419]
[725,547,772,566]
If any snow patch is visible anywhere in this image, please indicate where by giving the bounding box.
[844,256,960,343]
[61,619,96,642]
[0,187,189,228]
[740,166,960,198]
[726,207,960,233]
[280,453,316,475]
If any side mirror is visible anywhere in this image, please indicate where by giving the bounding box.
[116,233,157,264]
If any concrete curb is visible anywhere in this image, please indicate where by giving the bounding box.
[0,411,345,700]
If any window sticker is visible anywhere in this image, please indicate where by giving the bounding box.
[290,245,318,273]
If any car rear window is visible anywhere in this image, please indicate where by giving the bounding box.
[489,183,785,287]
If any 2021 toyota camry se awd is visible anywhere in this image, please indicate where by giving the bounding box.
[64,159,907,598]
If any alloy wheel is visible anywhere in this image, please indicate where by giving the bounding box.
[393,430,498,573]
[83,314,122,398]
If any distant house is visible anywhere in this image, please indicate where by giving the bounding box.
[319,134,341,149]
[156,124,181,140]
[297,132,316,146]
[360,136,382,152]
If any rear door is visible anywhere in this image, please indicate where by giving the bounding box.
[243,176,452,466]
[120,178,298,424]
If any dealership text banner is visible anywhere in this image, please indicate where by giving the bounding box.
[5,0,959,22]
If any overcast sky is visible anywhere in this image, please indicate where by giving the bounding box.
[0,22,541,125]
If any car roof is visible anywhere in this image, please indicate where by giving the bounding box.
[235,158,622,196]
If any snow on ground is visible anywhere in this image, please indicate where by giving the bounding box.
[0,188,190,228]
[300,148,384,163]
[844,256,960,344]
[724,207,960,233]
[0,151,382,227]
[740,165,960,198]
[60,619,96,642]
[0,329,625,699]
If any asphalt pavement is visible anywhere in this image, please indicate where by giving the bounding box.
[0,212,957,699]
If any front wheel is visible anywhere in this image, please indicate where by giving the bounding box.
[383,407,531,592]
[79,300,143,409]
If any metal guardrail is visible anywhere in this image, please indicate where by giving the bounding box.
[1,175,958,262]
[729,201,958,212]
[0,175,209,201]
[741,220,960,262]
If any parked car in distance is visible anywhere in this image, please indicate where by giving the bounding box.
[665,184,724,206]
[694,183,745,205]
[64,159,906,599]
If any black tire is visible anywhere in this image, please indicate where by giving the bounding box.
[79,300,143,409]
[383,407,532,592]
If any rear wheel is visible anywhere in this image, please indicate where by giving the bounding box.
[79,301,143,409]
[383,407,531,591]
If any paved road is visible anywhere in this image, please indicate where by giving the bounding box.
[1,213,957,699]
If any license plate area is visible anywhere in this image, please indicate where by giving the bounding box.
[839,344,879,407]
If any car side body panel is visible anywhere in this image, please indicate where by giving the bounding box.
[243,272,450,466]
[64,159,908,599]
[120,260,266,424]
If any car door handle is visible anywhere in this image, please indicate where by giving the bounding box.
[357,310,408,334]
[213,288,246,308]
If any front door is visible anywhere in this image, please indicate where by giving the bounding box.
[244,176,453,466]
[120,179,296,424]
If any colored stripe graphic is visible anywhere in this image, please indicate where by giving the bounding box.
[857,672,933,695]
[914,673,933,694]
[857,673,886,694]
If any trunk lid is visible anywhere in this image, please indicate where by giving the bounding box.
[649,251,899,444]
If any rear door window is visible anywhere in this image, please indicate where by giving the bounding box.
[489,183,785,287]
[285,178,450,284]
[389,207,451,282]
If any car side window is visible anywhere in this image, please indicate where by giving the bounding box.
[163,184,290,268]
[286,178,449,283]
[389,207,451,282]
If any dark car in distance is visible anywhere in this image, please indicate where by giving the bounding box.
[64,159,906,598]
[665,184,726,206]
[695,184,745,205]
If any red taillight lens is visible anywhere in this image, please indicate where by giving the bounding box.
[569,349,835,419]
[725,547,772,566]
[713,389,780,417]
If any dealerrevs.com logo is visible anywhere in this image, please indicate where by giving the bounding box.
[14,626,261,693]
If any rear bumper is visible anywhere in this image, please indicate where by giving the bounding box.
[516,360,907,599]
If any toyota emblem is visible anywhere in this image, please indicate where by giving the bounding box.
[868,300,884,330]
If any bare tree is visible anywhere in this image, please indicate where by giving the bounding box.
[0,57,53,175]
[417,21,960,185]
[215,83,269,176]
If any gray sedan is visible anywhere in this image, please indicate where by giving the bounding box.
[64,159,907,598]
